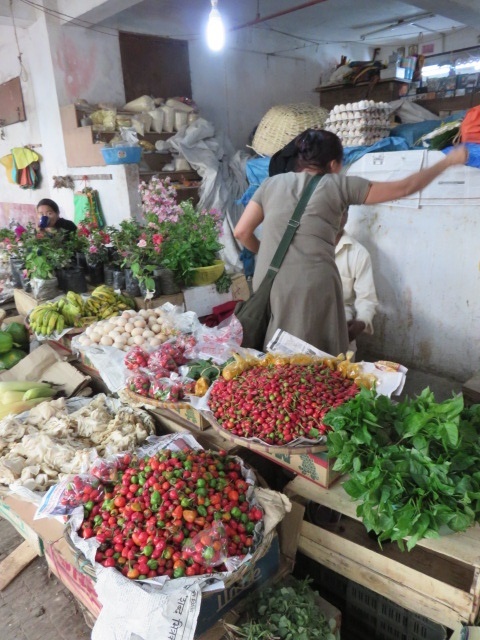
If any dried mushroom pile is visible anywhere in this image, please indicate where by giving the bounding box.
[0,395,155,491]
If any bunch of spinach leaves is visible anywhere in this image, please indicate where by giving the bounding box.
[325,387,480,550]
[229,577,336,640]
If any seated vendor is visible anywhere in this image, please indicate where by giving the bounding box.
[335,208,378,352]
[37,198,77,236]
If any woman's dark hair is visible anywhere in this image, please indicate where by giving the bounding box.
[294,129,343,173]
[37,198,60,214]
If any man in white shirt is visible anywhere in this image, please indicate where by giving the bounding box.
[335,209,378,352]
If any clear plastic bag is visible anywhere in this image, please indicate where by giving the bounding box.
[126,372,151,397]
[125,346,149,371]
[36,474,104,517]
[181,522,229,568]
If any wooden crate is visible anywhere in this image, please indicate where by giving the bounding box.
[153,410,240,453]
[287,475,480,629]
[253,448,341,489]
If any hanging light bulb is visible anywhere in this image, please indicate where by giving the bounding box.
[207,0,225,51]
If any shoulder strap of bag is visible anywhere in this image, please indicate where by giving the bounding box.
[267,174,322,276]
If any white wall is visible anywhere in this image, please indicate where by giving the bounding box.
[190,28,370,150]
[347,150,480,381]
[0,13,135,229]
[47,22,125,107]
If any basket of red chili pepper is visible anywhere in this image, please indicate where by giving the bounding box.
[64,447,275,586]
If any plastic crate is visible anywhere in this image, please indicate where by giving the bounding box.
[101,146,142,164]
[346,581,447,640]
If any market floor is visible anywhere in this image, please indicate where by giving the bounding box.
[0,518,91,640]
[0,367,464,640]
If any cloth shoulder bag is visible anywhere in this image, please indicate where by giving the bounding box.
[235,174,321,350]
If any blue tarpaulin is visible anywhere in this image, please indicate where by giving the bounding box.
[442,142,480,169]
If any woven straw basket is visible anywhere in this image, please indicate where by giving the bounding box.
[251,103,330,156]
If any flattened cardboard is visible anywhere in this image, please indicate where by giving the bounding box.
[0,343,90,396]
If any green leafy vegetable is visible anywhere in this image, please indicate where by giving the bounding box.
[325,388,480,550]
[228,577,336,640]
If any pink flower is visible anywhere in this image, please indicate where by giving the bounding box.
[22,269,28,278]
[137,239,147,248]
[152,234,163,245]
[89,245,98,254]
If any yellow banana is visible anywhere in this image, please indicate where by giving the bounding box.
[55,314,65,333]
[47,311,60,335]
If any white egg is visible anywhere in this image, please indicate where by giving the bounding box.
[82,338,92,347]
[121,332,130,341]
[109,331,122,341]
[90,332,101,343]
[127,337,135,345]
[131,327,144,337]
[113,341,125,350]
[139,309,149,317]
[133,335,145,345]
[151,323,162,334]
[100,336,114,346]
[134,319,146,328]
[102,322,114,333]
[116,317,127,327]
[143,330,155,340]
[124,322,134,333]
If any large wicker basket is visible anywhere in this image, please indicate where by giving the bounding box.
[251,103,330,156]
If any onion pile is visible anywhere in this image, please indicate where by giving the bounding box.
[77,309,178,351]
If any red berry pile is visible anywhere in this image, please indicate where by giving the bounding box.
[78,449,263,580]
[209,363,359,445]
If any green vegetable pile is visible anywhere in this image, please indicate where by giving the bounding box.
[325,388,480,550]
[227,577,337,640]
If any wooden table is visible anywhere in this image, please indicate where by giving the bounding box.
[287,475,480,629]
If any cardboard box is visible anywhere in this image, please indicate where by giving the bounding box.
[14,288,41,317]
[0,495,45,556]
[150,405,210,431]
[134,274,249,317]
[44,536,102,619]
[153,410,240,452]
[256,449,342,489]
[0,343,90,397]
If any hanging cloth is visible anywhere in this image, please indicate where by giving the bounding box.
[73,186,106,228]
[0,154,15,184]
[11,146,39,169]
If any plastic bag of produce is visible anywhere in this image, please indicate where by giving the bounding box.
[124,346,149,371]
[131,113,152,136]
[182,522,229,567]
[126,372,151,397]
[123,95,155,113]
[36,474,104,517]
[148,107,164,133]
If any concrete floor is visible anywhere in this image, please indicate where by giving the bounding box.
[0,367,464,640]
[0,519,90,640]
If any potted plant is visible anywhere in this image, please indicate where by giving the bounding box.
[109,219,143,296]
[1,225,24,289]
[76,215,111,285]
[139,176,224,289]
[160,200,224,287]
[23,232,71,300]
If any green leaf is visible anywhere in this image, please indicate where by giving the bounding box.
[442,421,459,447]
[448,512,473,532]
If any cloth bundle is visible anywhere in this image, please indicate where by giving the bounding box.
[0,147,41,189]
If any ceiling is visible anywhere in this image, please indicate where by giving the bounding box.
[2,0,479,49]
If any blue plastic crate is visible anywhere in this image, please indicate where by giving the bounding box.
[101,146,142,165]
